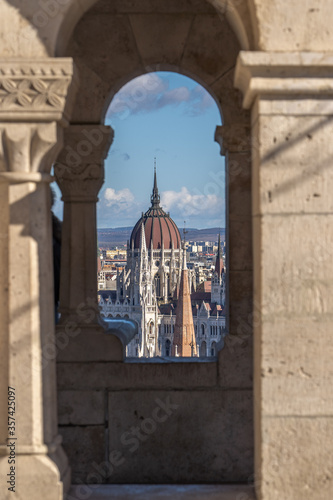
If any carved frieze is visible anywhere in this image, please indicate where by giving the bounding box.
[54,162,104,202]
[0,59,78,122]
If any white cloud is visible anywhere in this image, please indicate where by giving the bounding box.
[161,187,223,218]
[108,74,168,117]
[98,187,143,227]
[104,188,135,210]
[158,86,191,107]
[97,186,224,229]
[107,73,215,119]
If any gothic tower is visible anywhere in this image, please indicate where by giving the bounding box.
[172,245,197,357]
[211,233,225,306]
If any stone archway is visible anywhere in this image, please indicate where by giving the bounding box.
[54,0,254,488]
[0,0,332,499]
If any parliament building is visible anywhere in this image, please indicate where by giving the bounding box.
[98,170,226,358]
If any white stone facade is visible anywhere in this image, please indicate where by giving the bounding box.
[99,219,226,358]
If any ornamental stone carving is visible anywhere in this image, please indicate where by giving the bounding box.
[0,122,62,180]
[54,124,114,202]
[54,162,104,202]
[0,59,78,122]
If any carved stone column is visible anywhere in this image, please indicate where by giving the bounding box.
[235,52,333,500]
[214,122,253,391]
[0,60,77,499]
[54,125,114,328]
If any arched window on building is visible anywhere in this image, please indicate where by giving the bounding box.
[165,339,171,357]
[201,324,205,336]
[154,273,160,297]
[200,341,207,358]
[149,322,154,335]
[211,342,217,357]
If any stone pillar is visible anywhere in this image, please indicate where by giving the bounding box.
[54,125,114,328]
[215,121,253,389]
[0,59,77,500]
[235,52,333,500]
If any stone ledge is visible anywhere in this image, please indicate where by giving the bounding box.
[67,484,255,499]
[235,51,333,108]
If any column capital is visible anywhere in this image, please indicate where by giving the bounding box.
[0,58,78,124]
[54,124,114,202]
[0,122,63,183]
[235,51,333,109]
[215,124,251,154]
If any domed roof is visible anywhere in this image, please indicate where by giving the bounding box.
[130,167,182,250]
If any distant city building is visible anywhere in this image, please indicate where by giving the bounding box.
[98,168,226,358]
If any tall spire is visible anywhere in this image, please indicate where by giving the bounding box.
[139,219,147,252]
[151,158,160,208]
[215,233,223,277]
[172,260,197,357]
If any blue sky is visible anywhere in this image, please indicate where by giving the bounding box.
[52,72,225,229]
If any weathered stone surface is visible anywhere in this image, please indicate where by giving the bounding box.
[228,152,252,219]
[260,417,333,500]
[211,70,250,127]
[107,390,253,483]
[60,425,106,484]
[66,2,244,126]
[235,52,333,108]
[4,3,333,499]
[182,14,239,86]
[0,455,62,500]
[259,318,333,416]
[68,14,141,83]
[215,124,252,154]
[218,338,253,389]
[58,390,105,425]
[229,270,253,339]
[253,214,333,318]
[228,219,252,271]
[56,330,123,362]
[130,14,193,67]
[253,96,333,117]
[57,361,217,390]
[0,60,77,499]
[254,2,333,51]
[252,114,333,216]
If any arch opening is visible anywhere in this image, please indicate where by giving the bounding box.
[97,71,227,360]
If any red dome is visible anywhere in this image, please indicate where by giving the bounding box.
[130,167,182,250]
[130,206,181,250]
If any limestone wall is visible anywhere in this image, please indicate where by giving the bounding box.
[57,360,253,484]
